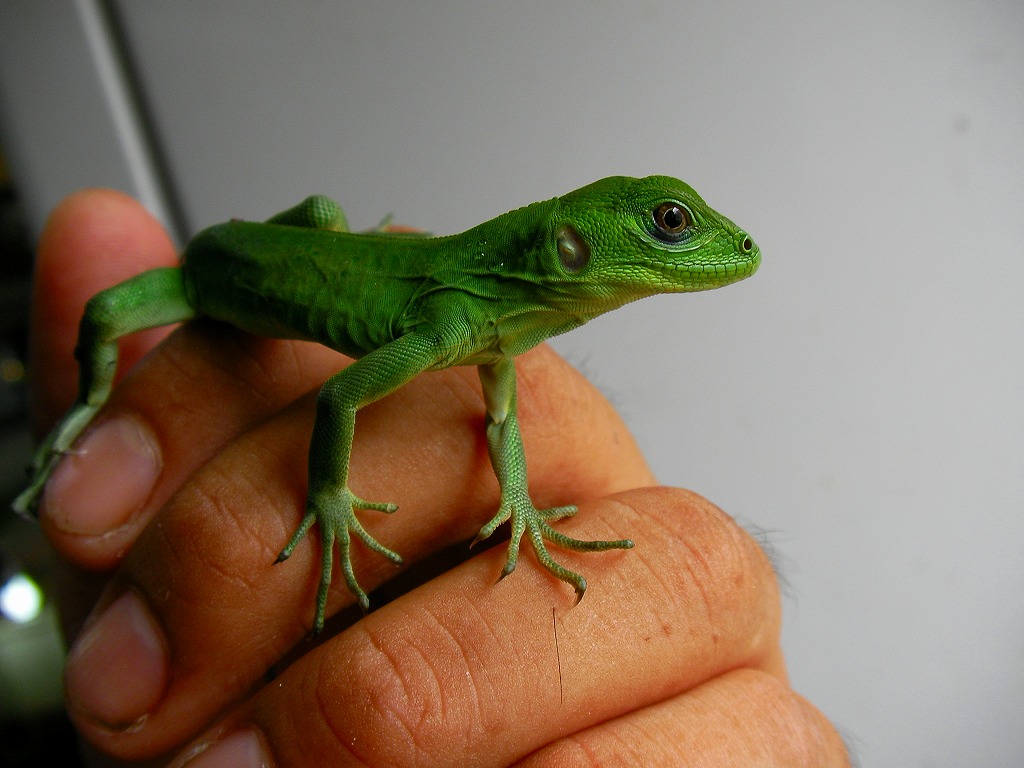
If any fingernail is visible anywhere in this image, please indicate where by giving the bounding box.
[65,590,169,730]
[43,415,161,535]
[176,730,271,768]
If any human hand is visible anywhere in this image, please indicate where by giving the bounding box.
[29,190,848,766]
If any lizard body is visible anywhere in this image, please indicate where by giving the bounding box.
[14,175,760,632]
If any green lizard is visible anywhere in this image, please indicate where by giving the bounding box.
[14,175,759,633]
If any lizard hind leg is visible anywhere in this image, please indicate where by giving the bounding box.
[265,195,349,232]
[12,267,196,517]
[475,359,635,604]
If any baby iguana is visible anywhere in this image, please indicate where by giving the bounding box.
[14,176,760,633]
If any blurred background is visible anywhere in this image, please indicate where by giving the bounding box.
[0,2,1021,765]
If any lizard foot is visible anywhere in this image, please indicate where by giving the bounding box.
[11,402,100,518]
[474,492,634,602]
[276,488,402,633]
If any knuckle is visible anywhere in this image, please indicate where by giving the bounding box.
[628,488,782,659]
[731,671,851,767]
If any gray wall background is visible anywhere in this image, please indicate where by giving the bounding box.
[1,1,1022,765]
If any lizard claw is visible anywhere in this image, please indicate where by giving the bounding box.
[277,488,402,633]
[476,496,633,601]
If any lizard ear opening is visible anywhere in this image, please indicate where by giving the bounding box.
[556,225,591,274]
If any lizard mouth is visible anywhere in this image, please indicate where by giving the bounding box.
[648,254,759,288]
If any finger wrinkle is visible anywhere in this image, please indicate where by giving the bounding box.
[232,335,303,396]
[704,508,783,662]
[543,733,607,768]
[225,335,335,408]
[164,328,282,414]
[311,673,374,768]
[430,600,493,729]
[386,603,492,753]
[170,460,286,593]
[158,326,318,423]
[388,612,452,734]
[316,624,428,766]
[605,489,779,662]
[319,598,523,767]
[601,494,694,608]
[725,670,849,767]
[680,538,719,632]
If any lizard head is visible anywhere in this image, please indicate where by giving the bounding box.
[545,175,760,313]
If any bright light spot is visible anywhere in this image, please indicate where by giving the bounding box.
[0,573,44,624]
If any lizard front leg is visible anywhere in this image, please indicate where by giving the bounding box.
[276,332,440,633]
[475,357,634,601]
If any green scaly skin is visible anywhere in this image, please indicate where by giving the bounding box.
[13,176,760,633]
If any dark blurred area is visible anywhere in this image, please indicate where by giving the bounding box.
[0,148,84,766]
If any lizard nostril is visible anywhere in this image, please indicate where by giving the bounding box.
[740,235,753,254]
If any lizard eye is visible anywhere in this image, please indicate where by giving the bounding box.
[556,225,590,274]
[652,202,691,242]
